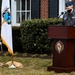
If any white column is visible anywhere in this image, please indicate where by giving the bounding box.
[11,0,17,26]
[59,0,65,18]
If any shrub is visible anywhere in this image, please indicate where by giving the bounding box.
[20,18,62,54]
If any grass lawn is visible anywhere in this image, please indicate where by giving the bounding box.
[0,54,75,75]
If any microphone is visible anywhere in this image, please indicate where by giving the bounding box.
[58,12,64,18]
[56,12,64,26]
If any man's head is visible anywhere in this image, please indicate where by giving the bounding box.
[65,1,73,13]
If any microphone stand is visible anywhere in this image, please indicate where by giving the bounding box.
[56,12,64,26]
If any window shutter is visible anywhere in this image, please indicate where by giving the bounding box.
[49,0,59,18]
[31,0,40,19]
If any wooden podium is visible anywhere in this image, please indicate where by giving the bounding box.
[47,26,75,73]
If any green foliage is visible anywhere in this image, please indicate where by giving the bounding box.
[20,18,62,54]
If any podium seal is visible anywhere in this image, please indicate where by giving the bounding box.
[55,40,64,54]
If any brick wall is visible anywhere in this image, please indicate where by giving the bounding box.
[40,0,48,19]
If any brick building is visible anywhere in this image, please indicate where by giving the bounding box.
[0,0,70,26]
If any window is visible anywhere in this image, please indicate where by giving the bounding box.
[16,0,31,23]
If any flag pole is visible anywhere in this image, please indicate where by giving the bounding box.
[1,0,23,68]
[0,39,3,52]
[9,55,16,68]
